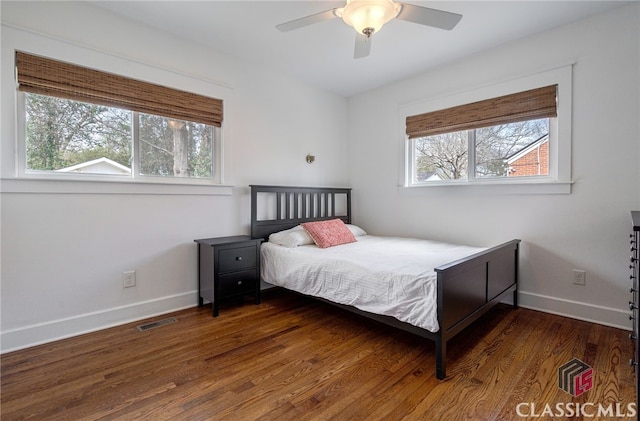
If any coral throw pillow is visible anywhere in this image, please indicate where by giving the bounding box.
[301,219,357,248]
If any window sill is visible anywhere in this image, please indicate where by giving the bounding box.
[400,180,573,195]
[0,177,234,196]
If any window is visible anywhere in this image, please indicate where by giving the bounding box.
[16,51,222,184]
[412,118,550,182]
[24,93,216,180]
[400,64,573,193]
[406,85,557,185]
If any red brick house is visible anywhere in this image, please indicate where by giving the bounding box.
[506,134,549,177]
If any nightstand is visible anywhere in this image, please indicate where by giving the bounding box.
[194,235,263,317]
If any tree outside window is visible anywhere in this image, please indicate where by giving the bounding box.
[25,93,215,180]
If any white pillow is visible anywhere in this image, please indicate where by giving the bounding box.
[346,224,367,237]
[268,223,366,248]
[268,226,314,247]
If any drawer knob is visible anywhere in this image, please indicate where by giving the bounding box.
[630,359,638,367]
[631,333,637,340]
[630,301,637,311]
[236,256,243,261]
[237,280,243,285]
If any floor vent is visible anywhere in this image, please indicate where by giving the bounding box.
[137,317,177,332]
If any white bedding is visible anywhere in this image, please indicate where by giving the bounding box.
[260,235,486,332]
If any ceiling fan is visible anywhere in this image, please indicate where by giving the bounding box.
[276,0,462,59]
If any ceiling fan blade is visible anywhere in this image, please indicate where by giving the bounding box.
[354,33,371,59]
[276,8,338,32]
[396,3,462,30]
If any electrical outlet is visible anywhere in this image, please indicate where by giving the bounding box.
[573,270,586,286]
[123,270,136,288]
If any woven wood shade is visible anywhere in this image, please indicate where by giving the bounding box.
[406,85,557,139]
[15,51,223,127]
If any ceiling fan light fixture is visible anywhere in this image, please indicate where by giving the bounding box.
[336,0,401,37]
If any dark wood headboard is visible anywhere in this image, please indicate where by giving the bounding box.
[250,185,352,240]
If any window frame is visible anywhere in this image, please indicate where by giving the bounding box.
[16,92,223,186]
[411,117,554,183]
[4,44,234,196]
[399,64,573,194]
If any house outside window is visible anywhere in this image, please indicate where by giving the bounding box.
[506,134,549,177]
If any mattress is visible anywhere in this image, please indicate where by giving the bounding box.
[260,235,486,332]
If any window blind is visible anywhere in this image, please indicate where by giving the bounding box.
[406,85,557,139]
[15,51,223,127]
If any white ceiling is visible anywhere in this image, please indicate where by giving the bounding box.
[92,1,630,97]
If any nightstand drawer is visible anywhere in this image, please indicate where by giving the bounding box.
[218,246,257,273]
[218,270,258,296]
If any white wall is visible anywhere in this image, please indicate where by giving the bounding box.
[347,4,640,328]
[0,1,348,352]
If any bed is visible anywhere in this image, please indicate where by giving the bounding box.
[250,185,520,379]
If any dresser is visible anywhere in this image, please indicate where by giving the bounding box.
[194,236,263,317]
[630,211,640,408]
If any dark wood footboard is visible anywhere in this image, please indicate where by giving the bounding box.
[250,185,520,380]
[434,239,520,379]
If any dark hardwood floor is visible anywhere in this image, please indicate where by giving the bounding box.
[1,289,636,420]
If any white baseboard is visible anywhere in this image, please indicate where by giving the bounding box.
[518,291,632,331]
[1,291,197,354]
[1,290,631,353]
